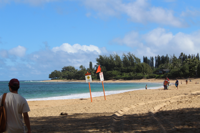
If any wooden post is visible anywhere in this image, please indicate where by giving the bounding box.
[88,82,92,102]
[85,72,92,102]
[102,81,106,100]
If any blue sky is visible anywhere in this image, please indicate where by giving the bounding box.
[0,0,200,80]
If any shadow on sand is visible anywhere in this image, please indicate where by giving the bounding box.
[30,108,200,133]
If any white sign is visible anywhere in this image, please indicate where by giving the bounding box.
[99,72,104,81]
[85,75,92,82]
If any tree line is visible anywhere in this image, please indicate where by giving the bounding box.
[49,52,200,80]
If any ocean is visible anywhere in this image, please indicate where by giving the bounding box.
[0,81,163,101]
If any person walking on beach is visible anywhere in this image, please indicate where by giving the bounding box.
[163,77,169,90]
[145,84,147,90]
[0,78,31,133]
[166,77,170,89]
[175,79,179,89]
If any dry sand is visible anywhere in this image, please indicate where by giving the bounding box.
[29,78,200,133]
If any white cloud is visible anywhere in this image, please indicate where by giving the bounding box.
[0,43,105,80]
[172,33,195,53]
[0,50,8,58]
[9,45,26,57]
[144,28,173,46]
[83,0,184,27]
[135,45,156,58]
[145,7,182,27]
[181,9,200,17]
[114,28,200,57]
[22,44,103,79]
[113,31,142,47]
[52,43,101,54]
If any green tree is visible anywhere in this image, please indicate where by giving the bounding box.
[197,63,200,76]
[62,66,76,72]
[49,71,56,79]
[150,56,154,68]
[155,55,161,68]
[49,70,62,79]
[180,64,189,77]
[170,54,181,69]
[122,54,130,67]
[74,65,87,80]
[109,55,116,70]
[61,66,77,79]
[96,55,105,66]
[127,52,135,67]
[133,55,141,64]
[196,53,199,61]
[89,61,94,73]
[114,54,122,69]
[135,63,152,75]
[168,68,180,78]
[49,52,200,80]
[89,62,93,70]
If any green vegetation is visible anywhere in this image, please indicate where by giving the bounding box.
[49,52,200,80]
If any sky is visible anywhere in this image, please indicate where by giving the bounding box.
[0,0,200,80]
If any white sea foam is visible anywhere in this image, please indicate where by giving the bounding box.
[24,80,43,82]
[27,85,163,101]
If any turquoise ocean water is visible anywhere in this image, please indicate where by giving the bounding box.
[0,81,162,101]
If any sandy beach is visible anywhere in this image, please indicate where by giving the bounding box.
[29,78,200,133]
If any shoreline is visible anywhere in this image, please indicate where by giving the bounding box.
[26,84,163,101]
[41,78,168,83]
[27,79,166,101]
[26,78,181,102]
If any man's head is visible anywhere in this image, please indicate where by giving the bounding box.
[9,78,20,91]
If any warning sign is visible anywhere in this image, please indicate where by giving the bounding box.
[85,75,92,82]
[99,72,104,81]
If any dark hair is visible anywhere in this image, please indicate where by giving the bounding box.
[9,84,19,91]
[9,78,20,91]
